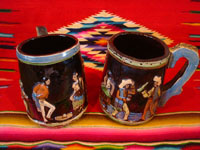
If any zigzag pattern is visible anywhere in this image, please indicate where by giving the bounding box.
[51,10,173,71]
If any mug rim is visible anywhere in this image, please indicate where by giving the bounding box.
[108,32,170,69]
[16,34,80,65]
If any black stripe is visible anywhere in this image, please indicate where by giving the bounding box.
[0,40,15,43]
[190,10,200,14]
[0,45,15,50]
[0,57,17,59]
[189,40,200,42]
[0,9,12,12]
[191,0,200,2]
[0,21,20,24]
[0,9,19,12]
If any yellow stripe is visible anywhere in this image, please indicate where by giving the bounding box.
[88,31,101,35]
[0,139,200,147]
[0,113,200,129]
[84,62,103,71]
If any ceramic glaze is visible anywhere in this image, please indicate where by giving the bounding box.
[100,32,199,125]
[17,34,87,127]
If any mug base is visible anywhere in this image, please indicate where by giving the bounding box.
[27,106,87,128]
[101,104,154,126]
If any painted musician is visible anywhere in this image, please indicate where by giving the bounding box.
[141,76,162,120]
[70,72,84,111]
[112,79,135,121]
[32,77,56,122]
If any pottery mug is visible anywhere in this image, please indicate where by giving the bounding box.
[16,27,87,127]
[100,32,199,125]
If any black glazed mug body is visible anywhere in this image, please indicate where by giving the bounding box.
[100,32,199,125]
[17,34,87,127]
[100,32,170,125]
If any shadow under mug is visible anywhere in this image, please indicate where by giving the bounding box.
[100,32,199,125]
[16,34,87,127]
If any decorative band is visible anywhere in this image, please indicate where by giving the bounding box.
[16,44,80,66]
[107,44,170,69]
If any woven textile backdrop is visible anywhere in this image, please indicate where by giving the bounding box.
[0,0,200,149]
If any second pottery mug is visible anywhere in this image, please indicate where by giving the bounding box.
[100,32,199,125]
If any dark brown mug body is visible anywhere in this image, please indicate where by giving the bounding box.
[100,32,199,125]
[17,34,87,127]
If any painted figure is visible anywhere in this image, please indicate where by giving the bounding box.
[20,80,28,100]
[70,72,84,111]
[32,77,56,122]
[19,80,29,112]
[101,71,115,107]
[103,71,115,97]
[141,76,162,120]
[112,79,135,121]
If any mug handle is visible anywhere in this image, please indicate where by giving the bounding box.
[36,26,48,36]
[159,43,199,106]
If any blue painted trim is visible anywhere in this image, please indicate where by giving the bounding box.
[16,44,80,65]
[160,45,199,106]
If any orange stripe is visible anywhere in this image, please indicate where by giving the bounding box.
[0,78,13,81]
[0,58,17,62]
[182,23,200,26]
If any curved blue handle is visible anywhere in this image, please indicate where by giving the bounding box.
[160,43,199,106]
